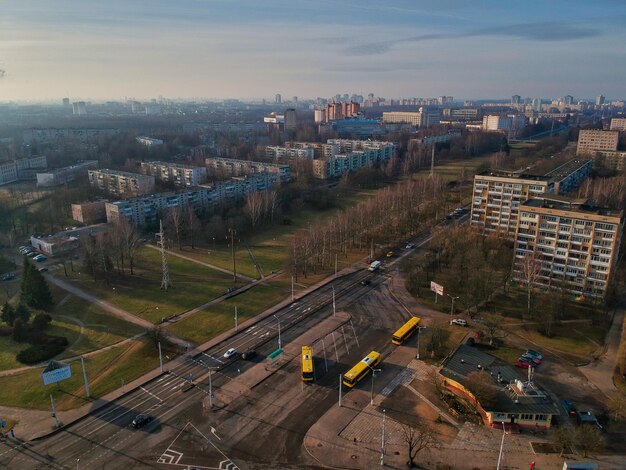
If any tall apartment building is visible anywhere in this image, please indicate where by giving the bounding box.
[382,108,441,128]
[609,118,626,132]
[482,115,527,133]
[36,160,97,187]
[285,142,340,159]
[105,172,280,227]
[576,129,619,155]
[265,146,315,160]
[0,155,48,185]
[442,108,481,121]
[140,161,207,187]
[204,157,291,183]
[591,151,626,171]
[471,172,553,237]
[88,169,155,197]
[513,196,623,299]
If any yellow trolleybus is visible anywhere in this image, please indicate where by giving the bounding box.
[391,316,421,345]
[301,346,314,382]
[342,351,381,388]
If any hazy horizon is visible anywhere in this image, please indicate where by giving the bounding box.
[1,1,625,102]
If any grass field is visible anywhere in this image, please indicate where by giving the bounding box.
[0,338,163,411]
[65,247,239,323]
[167,282,291,344]
[427,155,491,181]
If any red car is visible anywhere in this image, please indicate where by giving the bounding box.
[514,360,531,369]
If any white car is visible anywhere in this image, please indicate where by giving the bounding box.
[223,348,237,359]
[450,318,468,327]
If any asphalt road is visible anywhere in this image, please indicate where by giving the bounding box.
[0,214,466,469]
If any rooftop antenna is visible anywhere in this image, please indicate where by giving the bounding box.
[157,220,172,290]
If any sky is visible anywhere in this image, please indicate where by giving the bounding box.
[1,0,625,102]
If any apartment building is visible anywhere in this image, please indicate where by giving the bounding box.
[0,155,48,185]
[382,108,441,128]
[513,196,623,299]
[610,118,626,132]
[140,161,207,187]
[471,172,553,237]
[576,129,619,155]
[482,115,527,133]
[204,157,291,183]
[591,151,626,171]
[544,159,592,195]
[36,160,97,187]
[284,142,340,159]
[88,169,155,196]
[265,146,314,161]
[71,200,107,224]
[105,172,280,227]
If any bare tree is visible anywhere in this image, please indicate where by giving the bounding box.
[244,191,264,231]
[552,427,574,457]
[574,425,605,457]
[185,208,201,250]
[165,206,185,250]
[483,311,505,346]
[518,252,543,316]
[465,371,498,408]
[116,219,142,275]
[401,422,439,468]
[607,392,626,422]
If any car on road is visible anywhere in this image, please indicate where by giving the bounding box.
[34,254,47,262]
[514,359,532,369]
[450,318,468,327]
[38,267,48,272]
[525,349,543,361]
[386,251,394,257]
[132,414,153,428]
[405,243,415,249]
[520,353,541,364]
[223,348,237,359]
[242,349,256,360]
[360,279,371,286]
[1,273,15,281]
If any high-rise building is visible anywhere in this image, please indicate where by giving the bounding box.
[564,95,574,105]
[513,196,623,299]
[532,98,542,112]
[596,95,605,106]
[576,129,619,155]
[381,108,441,128]
[609,118,626,132]
[511,95,521,105]
[284,108,297,131]
[140,161,207,187]
[275,94,282,104]
[62,97,70,106]
[72,101,86,115]
[88,169,155,196]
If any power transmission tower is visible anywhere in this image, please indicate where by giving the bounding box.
[157,220,171,290]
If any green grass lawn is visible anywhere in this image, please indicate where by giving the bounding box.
[66,247,239,323]
[427,155,491,182]
[167,282,290,345]
[0,338,163,411]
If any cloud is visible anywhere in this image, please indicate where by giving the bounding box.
[344,22,602,56]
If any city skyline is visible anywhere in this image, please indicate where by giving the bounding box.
[1,0,626,102]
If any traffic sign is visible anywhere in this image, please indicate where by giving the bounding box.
[42,360,72,385]
[430,281,444,296]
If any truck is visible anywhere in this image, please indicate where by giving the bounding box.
[368,260,381,272]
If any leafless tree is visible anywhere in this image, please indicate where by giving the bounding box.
[244,191,264,231]
[465,371,498,408]
[116,219,142,275]
[185,208,201,249]
[401,421,439,468]
[518,252,543,316]
[165,206,185,250]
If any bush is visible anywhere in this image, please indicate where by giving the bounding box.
[0,326,12,337]
[16,335,69,365]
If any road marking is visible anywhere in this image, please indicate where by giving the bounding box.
[210,426,221,441]
[141,386,164,402]
[158,449,183,465]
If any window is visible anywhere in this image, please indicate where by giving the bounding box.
[535,415,547,421]
[521,414,533,420]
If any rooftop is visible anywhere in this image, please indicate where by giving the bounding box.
[440,344,559,415]
[522,196,623,218]
[477,170,550,182]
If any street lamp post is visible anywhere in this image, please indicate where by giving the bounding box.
[76,458,80,470]
[416,326,427,360]
[380,409,386,466]
[447,294,459,324]
[208,367,215,408]
[370,368,382,405]
[273,314,281,349]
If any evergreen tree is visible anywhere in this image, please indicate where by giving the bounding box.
[14,304,31,323]
[12,318,28,342]
[20,260,53,311]
[20,256,33,303]
[32,312,52,331]
[1,302,15,326]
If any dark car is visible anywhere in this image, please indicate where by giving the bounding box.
[242,349,256,360]
[360,280,371,286]
[132,414,153,428]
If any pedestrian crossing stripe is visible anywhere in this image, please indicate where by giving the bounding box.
[157,448,183,465]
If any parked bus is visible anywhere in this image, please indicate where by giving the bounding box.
[342,351,381,388]
[391,316,421,345]
[301,346,314,382]
[368,260,381,272]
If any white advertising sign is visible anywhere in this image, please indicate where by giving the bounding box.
[42,362,72,386]
[430,281,444,296]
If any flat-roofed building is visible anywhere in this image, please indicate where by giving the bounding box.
[140,161,207,187]
[591,150,626,171]
[513,196,623,299]
[382,108,441,128]
[265,146,314,161]
[36,160,98,187]
[88,169,155,196]
[0,155,48,185]
[471,172,553,238]
[71,200,107,224]
[544,159,592,195]
[204,157,291,183]
[577,129,619,155]
[482,114,527,133]
[610,118,626,132]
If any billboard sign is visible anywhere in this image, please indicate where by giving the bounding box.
[430,281,444,296]
[42,361,72,386]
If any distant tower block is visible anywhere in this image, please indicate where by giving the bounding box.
[157,220,172,290]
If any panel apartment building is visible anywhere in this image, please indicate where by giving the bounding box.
[0,155,47,186]
[105,172,280,227]
[204,157,292,183]
[140,161,207,187]
[471,159,592,238]
[88,169,155,197]
[382,108,441,128]
[36,160,98,187]
[513,196,623,299]
[576,129,625,171]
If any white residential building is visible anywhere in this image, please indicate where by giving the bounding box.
[140,161,207,187]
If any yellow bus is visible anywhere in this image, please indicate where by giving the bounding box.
[301,346,314,382]
[391,316,421,345]
[342,351,381,388]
